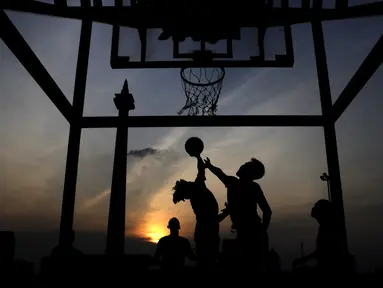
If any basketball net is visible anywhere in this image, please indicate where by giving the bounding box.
[179,66,225,116]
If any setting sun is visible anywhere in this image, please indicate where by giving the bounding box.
[146,231,165,243]
[145,225,168,243]
[137,193,194,244]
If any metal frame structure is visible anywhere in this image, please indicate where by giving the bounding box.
[109,0,295,69]
[1,0,382,258]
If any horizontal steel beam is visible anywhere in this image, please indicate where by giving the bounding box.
[2,1,383,28]
[0,9,73,122]
[110,58,294,69]
[332,35,383,122]
[81,115,324,128]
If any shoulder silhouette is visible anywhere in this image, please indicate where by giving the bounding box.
[153,218,196,271]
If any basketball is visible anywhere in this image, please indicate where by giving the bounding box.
[185,137,204,157]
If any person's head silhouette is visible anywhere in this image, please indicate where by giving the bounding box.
[167,217,181,234]
[172,179,194,204]
[236,158,265,181]
[311,199,335,224]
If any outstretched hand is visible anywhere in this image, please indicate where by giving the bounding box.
[221,202,229,214]
[203,157,212,168]
[196,155,206,172]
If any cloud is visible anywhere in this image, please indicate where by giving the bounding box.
[0,141,187,236]
[127,147,158,158]
[79,147,181,208]
[76,146,186,236]
[0,163,64,230]
[153,128,189,151]
[82,189,111,210]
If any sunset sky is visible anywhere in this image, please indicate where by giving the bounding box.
[1,0,383,272]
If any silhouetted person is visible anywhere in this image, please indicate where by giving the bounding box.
[173,155,229,270]
[0,231,15,277]
[153,218,196,272]
[51,229,82,259]
[204,157,271,273]
[50,229,82,278]
[293,199,347,275]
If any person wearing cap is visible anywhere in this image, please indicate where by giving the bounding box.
[153,218,196,271]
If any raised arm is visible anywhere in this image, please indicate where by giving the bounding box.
[195,156,206,185]
[204,157,231,187]
[217,202,230,223]
[256,185,272,231]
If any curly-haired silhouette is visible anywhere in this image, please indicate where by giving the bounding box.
[204,157,271,273]
[293,199,352,275]
[173,156,229,270]
[153,218,196,271]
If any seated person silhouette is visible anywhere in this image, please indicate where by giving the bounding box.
[153,218,196,271]
[50,229,82,277]
[51,229,82,259]
[173,155,229,269]
[204,157,271,273]
[293,199,347,275]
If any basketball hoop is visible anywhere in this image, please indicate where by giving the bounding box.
[178,57,225,116]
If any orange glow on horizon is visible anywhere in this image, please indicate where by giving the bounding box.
[133,188,194,244]
[145,224,168,243]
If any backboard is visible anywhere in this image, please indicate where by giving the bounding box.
[110,0,294,69]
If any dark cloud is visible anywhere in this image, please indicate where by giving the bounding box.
[123,148,183,220]
[127,147,158,158]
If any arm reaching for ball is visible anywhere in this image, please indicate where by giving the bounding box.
[204,157,231,187]
[217,202,230,223]
[194,155,206,186]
